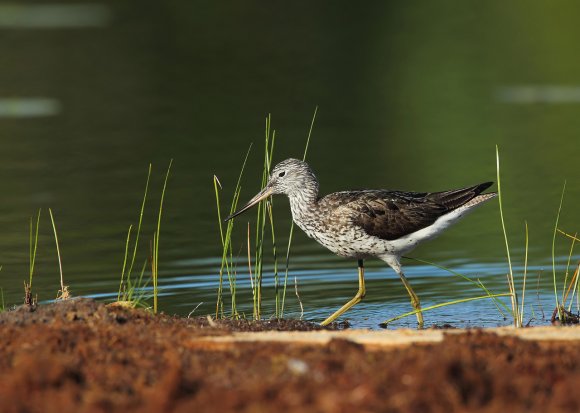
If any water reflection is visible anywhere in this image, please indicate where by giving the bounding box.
[0,2,579,328]
[497,85,580,104]
[0,4,110,28]
[0,98,61,118]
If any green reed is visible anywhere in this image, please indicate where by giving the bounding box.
[215,108,317,320]
[496,145,525,327]
[214,145,252,318]
[251,114,276,320]
[495,147,577,327]
[550,182,566,321]
[117,164,152,307]
[49,208,70,300]
[267,202,280,316]
[548,227,580,323]
[280,106,318,317]
[29,209,41,289]
[24,209,42,306]
[558,230,580,313]
[152,159,173,314]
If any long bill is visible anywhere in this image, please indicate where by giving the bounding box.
[224,186,273,221]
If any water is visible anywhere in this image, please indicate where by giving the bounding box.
[1,1,579,328]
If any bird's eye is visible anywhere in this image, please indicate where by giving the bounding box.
[278,171,286,178]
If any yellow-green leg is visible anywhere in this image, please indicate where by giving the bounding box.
[382,256,424,327]
[398,271,424,326]
[320,259,365,326]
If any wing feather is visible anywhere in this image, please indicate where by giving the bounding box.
[320,182,493,241]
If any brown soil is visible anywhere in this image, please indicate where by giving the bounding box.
[1,299,579,413]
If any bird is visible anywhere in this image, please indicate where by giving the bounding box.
[225,158,497,326]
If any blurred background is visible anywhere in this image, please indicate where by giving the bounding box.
[0,1,579,326]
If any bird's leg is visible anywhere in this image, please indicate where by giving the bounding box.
[383,256,424,327]
[320,259,365,326]
[397,270,424,327]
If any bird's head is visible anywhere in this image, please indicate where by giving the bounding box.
[225,158,318,221]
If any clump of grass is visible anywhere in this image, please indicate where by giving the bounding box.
[495,146,577,327]
[249,110,316,320]
[213,145,252,319]
[550,182,567,322]
[550,229,580,324]
[113,160,173,312]
[250,114,276,320]
[214,110,317,321]
[558,230,580,312]
[116,164,152,308]
[218,114,277,321]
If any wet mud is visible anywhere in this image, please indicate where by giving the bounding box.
[1,299,579,412]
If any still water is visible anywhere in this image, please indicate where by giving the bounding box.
[1,2,579,328]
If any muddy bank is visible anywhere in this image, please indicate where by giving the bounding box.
[1,299,579,412]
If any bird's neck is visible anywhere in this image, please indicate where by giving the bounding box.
[287,179,319,227]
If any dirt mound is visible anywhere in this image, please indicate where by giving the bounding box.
[0,299,579,412]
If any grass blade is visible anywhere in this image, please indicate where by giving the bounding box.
[404,256,509,315]
[380,293,512,327]
[214,144,252,318]
[281,106,318,317]
[28,209,41,288]
[127,165,151,281]
[49,208,69,300]
[552,181,566,320]
[496,145,520,326]
[152,159,173,314]
[118,225,133,301]
[519,221,529,325]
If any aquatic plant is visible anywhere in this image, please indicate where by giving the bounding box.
[558,230,580,312]
[550,182,566,322]
[117,164,152,308]
[152,159,173,314]
[280,106,317,317]
[550,229,580,324]
[213,146,251,319]
[214,110,317,321]
[495,145,524,327]
[50,208,70,300]
[251,114,276,320]
[24,209,41,306]
[495,147,578,327]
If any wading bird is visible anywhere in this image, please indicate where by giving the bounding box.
[226,158,496,326]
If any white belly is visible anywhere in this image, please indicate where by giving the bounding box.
[296,201,478,259]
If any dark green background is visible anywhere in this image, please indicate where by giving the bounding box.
[1,1,578,326]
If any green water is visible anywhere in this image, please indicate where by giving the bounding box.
[1,1,579,327]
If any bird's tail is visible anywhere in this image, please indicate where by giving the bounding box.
[431,182,496,211]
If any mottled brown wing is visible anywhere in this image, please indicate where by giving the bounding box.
[322,183,494,241]
[346,191,448,240]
